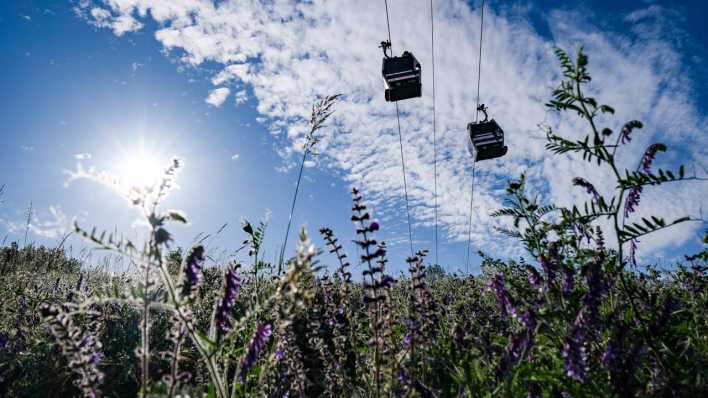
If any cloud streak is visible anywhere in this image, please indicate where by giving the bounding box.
[75,0,707,258]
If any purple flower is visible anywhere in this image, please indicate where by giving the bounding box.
[489,274,517,320]
[629,239,639,267]
[624,186,642,217]
[572,177,599,202]
[563,253,606,383]
[640,143,665,172]
[620,120,643,144]
[215,265,241,337]
[496,310,537,380]
[89,352,104,365]
[563,329,588,382]
[181,246,205,298]
[380,274,396,288]
[274,346,285,361]
[240,323,272,380]
[526,266,543,291]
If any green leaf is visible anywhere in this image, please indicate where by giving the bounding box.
[600,105,615,114]
[196,330,217,355]
[164,210,188,224]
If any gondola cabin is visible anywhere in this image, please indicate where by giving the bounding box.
[467,118,508,162]
[381,46,422,102]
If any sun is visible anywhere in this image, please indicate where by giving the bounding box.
[119,148,166,189]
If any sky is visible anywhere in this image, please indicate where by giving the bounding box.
[0,0,706,276]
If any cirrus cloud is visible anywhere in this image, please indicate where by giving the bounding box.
[74,0,707,259]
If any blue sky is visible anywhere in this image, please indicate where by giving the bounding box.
[1,0,706,276]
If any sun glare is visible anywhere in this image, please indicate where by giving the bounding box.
[119,149,165,189]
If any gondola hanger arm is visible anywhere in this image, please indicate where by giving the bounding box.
[379,40,392,58]
[477,104,489,122]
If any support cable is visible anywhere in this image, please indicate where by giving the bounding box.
[465,162,477,274]
[465,0,486,273]
[430,0,440,267]
[384,0,415,257]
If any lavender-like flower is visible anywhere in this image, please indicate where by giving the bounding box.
[629,238,639,267]
[181,245,205,298]
[620,120,643,144]
[572,177,599,202]
[640,143,665,172]
[496,310,537,380]
[526,266,543,292]
[562,326,588,382]
[563,251,606,383]
[240,323,273,380]
[489,273,517,320]
[624,186,642,217]
[40,304,104,397]
[215,265,241,337]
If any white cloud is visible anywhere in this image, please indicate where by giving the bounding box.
[231,153,240,160]
[86,6,143,36]
[79,0,708,259]
[20,145,34,151]
[131,62,144,72]
[2,205,72,240]
[74,152,92,160]
[234,89,248,105]
[205,87,231,107]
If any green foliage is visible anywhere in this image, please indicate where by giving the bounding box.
[0,242,81,274]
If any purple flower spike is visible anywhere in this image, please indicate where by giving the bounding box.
[489,274,517,320]
[215,265,242,337]
[89,352,105,365]
[274,346,285,361]
[572,177,599,202]
[640,144,666,172]
[624,186,643,218]
[526,266,543,291]
[240,323,272,380]
[629,239,639,268]
[181,245,205,297]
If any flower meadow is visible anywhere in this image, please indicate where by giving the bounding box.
[1,48,707,397]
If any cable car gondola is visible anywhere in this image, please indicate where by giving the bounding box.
[467,104,508,162]
[380,40,422,102]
